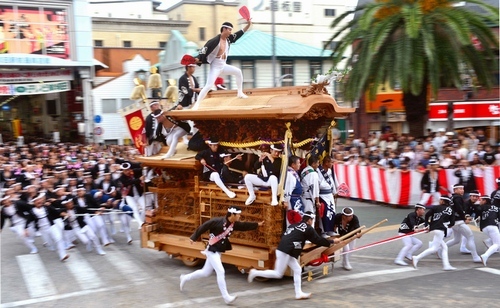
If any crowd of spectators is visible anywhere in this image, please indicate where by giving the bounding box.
[0,126,498,194]
[330,127,499,172]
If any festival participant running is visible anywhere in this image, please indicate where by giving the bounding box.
[192,20,252,110]
[248,212,339,300]
[412,196,456,270]
[1,195,38,254]
[180,206,263,305]
[444,184,482,263]
[394,204,426,266]
[473,195,499,266]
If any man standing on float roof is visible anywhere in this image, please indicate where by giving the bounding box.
[192,19,252,110]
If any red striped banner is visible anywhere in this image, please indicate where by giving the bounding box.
[334,164,500,207]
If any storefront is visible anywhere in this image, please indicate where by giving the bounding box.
[0,0,93,144]
[428,101,500,143]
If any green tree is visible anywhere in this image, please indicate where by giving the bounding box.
[327,0,499,137]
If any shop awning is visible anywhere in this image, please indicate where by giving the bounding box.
[93,58,109,69]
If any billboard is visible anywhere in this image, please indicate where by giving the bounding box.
[428,101,500,121]
[0,5,70,59]
[246,0,312,25]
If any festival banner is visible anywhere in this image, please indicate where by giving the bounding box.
[123,109,145,155]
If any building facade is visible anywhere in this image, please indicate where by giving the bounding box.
[0,0,94,143]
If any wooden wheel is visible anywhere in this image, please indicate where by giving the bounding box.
[181,257,202,267]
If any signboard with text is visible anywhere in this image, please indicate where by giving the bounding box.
[0,69,73,83]
[246,0,312,24]
[0,4,70,59]
[0,81,70,95]
[428,101,500,121]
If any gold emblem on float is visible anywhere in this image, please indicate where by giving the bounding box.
[129,116,142,130]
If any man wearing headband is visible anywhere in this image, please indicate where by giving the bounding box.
[300,155,320,231]
[283,155,305,225]
[180,206,263,305]
[1,195,38,254]
[192,19,252,110]
[474,195,500,265]
[443,184,481,263]
[244,143,283,206]
[144,101,166,156]
[25,193,69,261]
[195,138,237,198]
[412,196,456,270]
[333,207,361,270]
[394,204,426,266]
[248,211,339,300]
[419,159,441,206]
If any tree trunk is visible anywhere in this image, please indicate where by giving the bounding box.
[403,87,428,138]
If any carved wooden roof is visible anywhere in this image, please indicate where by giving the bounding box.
[166,86,355,121]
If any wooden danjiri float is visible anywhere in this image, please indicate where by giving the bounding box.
[124,82,357,279]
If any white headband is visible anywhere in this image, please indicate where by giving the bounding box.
[303,212,315,220]
[342,207,354,216]
[227,207,241,214]
[222,25,233,30]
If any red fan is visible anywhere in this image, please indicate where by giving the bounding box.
[239,5,251,21]
[180,54,197,66]
[337,183,351,197]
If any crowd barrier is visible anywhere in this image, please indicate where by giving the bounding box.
[333,164,500,207]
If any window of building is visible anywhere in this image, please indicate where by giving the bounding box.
[199,27,206,41]
[159,41,166,48]
[323,41,339,50]
[94,40,103,47]
[310,61,322,80]
[241,61,255,89]
[293,2,302,12]
[102,99,117,113]
[325,9,336,17]
[280,61,294,86]
[123,41,132,48]
[121,99,135,109]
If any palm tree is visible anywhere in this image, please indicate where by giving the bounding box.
[327,0,499,137]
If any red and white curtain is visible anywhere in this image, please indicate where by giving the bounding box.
[334,164,500,207]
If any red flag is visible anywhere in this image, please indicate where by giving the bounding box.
[124,109,146,155]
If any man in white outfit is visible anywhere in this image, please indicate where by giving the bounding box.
[192,20,252,110]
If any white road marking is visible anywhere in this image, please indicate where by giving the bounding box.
[316,267,415,283]
[64,250,104,290]
[16,254,57,298]
[105,245,150,282]
[0,281,147,308]
[476,267,500,275]
[155,286,286,307]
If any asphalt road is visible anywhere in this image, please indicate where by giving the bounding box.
[1,199,498,308]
